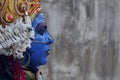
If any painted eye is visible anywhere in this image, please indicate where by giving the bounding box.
[35,22,47,35]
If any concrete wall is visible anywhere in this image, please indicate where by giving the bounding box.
[40,0,120,80]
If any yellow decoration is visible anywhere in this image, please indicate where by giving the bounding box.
[24,70,36,80]
[0,0,42,26]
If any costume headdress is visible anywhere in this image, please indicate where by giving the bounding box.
[0,0,42,59]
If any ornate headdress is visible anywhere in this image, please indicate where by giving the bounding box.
[0,0,42,59]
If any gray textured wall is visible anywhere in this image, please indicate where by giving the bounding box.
[40,0,120,80]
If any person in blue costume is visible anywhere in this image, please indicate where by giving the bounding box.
[22,12,54,80]
[0,0,53,80]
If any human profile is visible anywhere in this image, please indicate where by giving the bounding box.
[0,0,53,80]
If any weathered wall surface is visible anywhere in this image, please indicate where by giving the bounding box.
[40,0,120,80]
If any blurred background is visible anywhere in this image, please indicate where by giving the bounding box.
[40,0,120,80]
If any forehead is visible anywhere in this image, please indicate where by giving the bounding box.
[32,13,46,28]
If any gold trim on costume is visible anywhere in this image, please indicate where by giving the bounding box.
[36,69,41,80]
[24,67,42,80]
[25,70,36,80]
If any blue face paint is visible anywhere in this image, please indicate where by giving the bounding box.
[29,29,54,67]
[32,13,46,28]
[23,13,54,68]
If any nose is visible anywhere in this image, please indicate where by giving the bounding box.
[48,35,54,44]
[45,31,54,44]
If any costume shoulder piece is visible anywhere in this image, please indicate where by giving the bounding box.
[0,0,42,26]
[0,0,42,59]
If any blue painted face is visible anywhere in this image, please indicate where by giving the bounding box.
[23,13,54,67]
[29,29,53,67]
